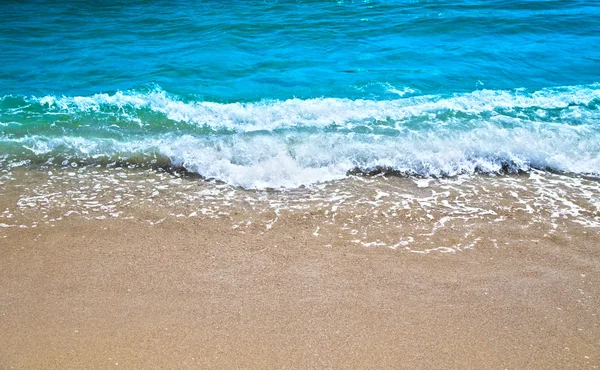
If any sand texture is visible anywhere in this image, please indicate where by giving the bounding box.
[1,168,599,369]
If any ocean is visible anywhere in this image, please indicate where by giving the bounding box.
[1,0,599,245]
[1,0,599,189]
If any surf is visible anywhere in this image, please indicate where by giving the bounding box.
[1,84,599,189]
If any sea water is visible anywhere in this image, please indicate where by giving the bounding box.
[1,0,599,189]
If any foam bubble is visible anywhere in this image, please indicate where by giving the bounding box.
[0,84,599,188]
[20,83,600,132]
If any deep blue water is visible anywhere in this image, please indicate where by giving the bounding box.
[1,0,599,188]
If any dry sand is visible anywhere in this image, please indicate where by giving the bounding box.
[1,168,599,369]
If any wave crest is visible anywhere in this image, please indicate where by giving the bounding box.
[1,84,599,188]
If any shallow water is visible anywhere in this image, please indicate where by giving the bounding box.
[2,167,599,253]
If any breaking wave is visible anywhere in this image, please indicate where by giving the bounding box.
[1,84,599,188]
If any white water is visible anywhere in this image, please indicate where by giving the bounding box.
[0,84,598,189]
[28,84,600,131]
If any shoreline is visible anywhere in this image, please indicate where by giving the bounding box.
[1,167,599,368]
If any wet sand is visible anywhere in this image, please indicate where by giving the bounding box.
[1,168,599,368]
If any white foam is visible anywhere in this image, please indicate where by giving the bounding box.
[11,119,600,189]
[3,84,599,188]
[28,84,600,132]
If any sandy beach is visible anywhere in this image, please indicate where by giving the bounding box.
[1,167,599,369]
[2,0,600,368]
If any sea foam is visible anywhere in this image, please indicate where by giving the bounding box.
[1,84,599,188]
[24,84,600,131]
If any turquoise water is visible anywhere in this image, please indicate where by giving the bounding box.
[1,0,599,188]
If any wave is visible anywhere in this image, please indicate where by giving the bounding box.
[1,84,599,188]
[1,83,598,131]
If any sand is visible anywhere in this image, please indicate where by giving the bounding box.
[1,168,599,368]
